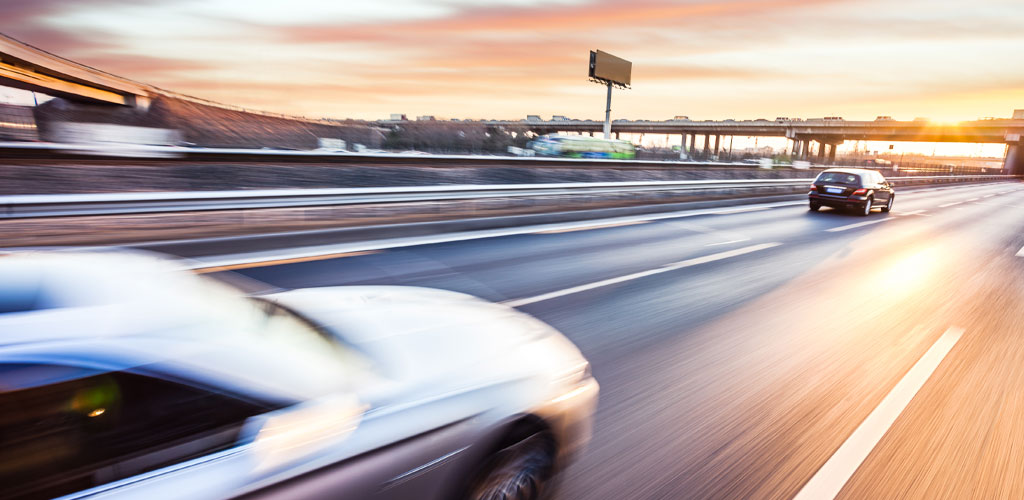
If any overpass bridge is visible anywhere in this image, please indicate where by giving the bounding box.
[0,33,152,107]
[474,117,1024,171]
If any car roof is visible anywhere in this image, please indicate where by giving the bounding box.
[0,251,355,401]
[819,168,881,175]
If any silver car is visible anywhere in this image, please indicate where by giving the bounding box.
[0,252,598,500]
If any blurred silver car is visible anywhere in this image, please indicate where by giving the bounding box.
[0,252,597,500]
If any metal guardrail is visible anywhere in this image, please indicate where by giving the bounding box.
[0,175,1016,219]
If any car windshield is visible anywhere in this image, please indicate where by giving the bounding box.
[816,172,861,185]
[141,271,372,401]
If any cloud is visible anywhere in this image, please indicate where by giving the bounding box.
[3,0,1023,120]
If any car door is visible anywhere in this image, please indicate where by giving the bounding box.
[0,362,272,500]
[872,172,891,204]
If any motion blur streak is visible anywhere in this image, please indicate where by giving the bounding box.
[226,181,1024,499]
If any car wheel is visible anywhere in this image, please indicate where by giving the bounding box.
[882,195,894,213]
[464,433,555,500]
[860,196,873,216]
[809,201,820,211]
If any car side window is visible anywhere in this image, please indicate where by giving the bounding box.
[0,363,271,499]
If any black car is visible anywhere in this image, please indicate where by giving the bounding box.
[808,168,895,215]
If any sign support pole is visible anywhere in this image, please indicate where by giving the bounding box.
[603,82,612,140]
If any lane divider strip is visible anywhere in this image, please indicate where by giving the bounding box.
[792,326,965,500]
[501,242,781,307]
[825,219,892,233]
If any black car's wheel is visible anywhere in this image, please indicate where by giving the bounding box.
[881,195,894,213]
[809,201,820,211]
[464,433,555,500]
[860,196,873,216]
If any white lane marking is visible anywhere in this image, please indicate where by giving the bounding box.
[966,198,980,202]
[711,206,769,215]
[1016,245,1024,257]
[897,209,926,216]
[180,203,799,270]
[502,242,781,307]
[793,326,965,500]
[938,201,962,208]
[705,238,750,247]
[535,220,648,234]
[825,219,892,233]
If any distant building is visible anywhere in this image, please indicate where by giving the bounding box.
[1014,109,1024,120]
[416,115,436,121]
[525,115,542,122]
[389,113,408,121]
[673,115,690,120]
[552,115,569,121]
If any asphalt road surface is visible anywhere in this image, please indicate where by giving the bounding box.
[210,181,1024,499]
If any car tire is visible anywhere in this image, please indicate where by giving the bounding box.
[882,195,894,213]
[860,196,873,216]
[464,432,555,500]
[809,201,820,211]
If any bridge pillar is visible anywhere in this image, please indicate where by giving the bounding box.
[1005,139,1024,174]
[712,135,720,157]
[816,141,826,163]
[703,134,711,157]
[827,143,837,165]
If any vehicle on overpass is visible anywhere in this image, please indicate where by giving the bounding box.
[808,168,895,215]
[528,134,636,160]
[0,252,597,500]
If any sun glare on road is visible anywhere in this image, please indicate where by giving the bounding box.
[877,247,944,301]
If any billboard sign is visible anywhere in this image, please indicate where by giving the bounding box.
[589,50,631,87]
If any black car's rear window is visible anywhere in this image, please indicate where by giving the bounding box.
[816,172,861,185]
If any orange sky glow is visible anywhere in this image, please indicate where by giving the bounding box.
[1,0,1022,127]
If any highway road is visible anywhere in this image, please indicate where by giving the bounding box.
[195,181,1024,499]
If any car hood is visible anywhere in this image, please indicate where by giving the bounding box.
[268,286,579,385]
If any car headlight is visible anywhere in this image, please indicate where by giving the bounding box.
[250,393,367,473]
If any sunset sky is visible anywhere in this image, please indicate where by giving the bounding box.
[2,0,1023,123]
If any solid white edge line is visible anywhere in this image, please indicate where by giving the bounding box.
[501,242,781,307]
[938,201,962,208]
[792,326,965,500]
[1016,245,1024,257]
[825,219,891,233]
